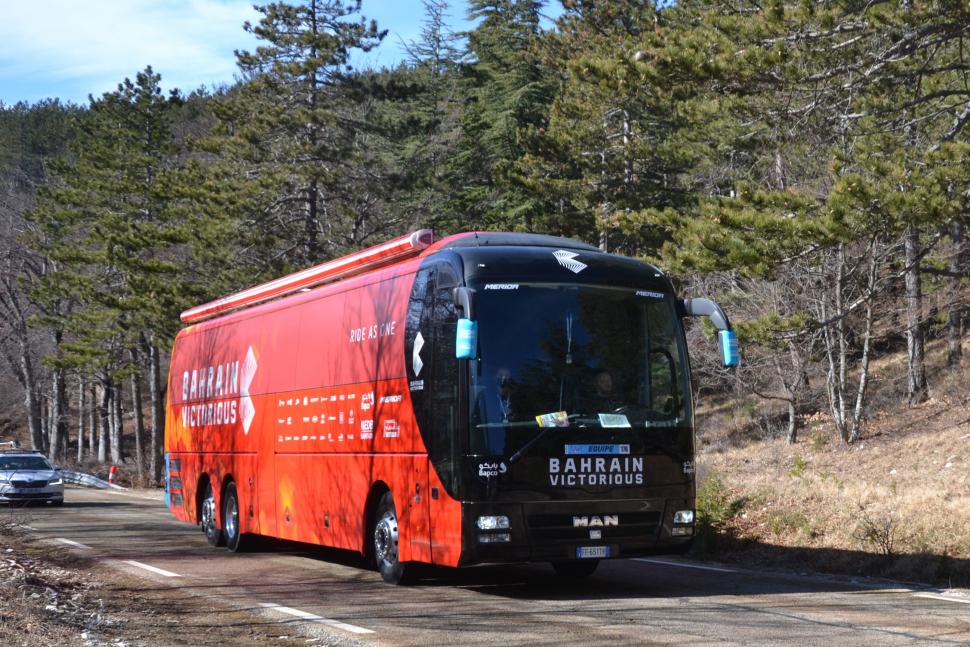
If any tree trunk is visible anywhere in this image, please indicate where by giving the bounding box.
[77,376,85,462]
[948,217,964,366]
[20,352,44,451]
[98,379,110,463]
[130,360,145,481]
[110,382,123,464]
[849,241,879,443]
[88,383,98,462]
[49,366,67,463]
[146,337,164,484]
[904,224,928,405]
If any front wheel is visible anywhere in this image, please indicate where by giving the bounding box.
[223,482,247,553]
[372,492,414,585]
[201,482,224,547]
[551,559,600,579]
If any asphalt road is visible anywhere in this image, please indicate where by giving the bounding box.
[10,486,970,646]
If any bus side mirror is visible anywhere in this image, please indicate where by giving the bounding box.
[456,318,478,360]
[719,330,740,368]
[679,298,740,368]
[453,286,478,360]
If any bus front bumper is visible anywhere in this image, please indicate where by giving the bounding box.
[458,497,694,566]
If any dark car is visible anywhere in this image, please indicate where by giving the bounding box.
[0,451,64,505]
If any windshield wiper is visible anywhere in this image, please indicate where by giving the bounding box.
[508,426,556,465]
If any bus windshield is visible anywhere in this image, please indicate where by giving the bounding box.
[469,283,690,456]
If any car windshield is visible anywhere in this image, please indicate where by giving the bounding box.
[0,456,52,471]
[469,283,690,455]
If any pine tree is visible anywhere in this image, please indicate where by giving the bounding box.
[26,68,191,472]
[206,0,387,275]
[442,0,555,233]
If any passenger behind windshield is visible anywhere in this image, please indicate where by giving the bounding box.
[468,283,690,456]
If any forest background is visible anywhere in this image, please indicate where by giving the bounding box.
[2,0,970,580]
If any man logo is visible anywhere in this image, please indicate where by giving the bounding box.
[572,515,618,528]
[553,250,588,274]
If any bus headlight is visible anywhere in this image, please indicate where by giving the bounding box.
[673,510,694,524]
[476,515,510,530]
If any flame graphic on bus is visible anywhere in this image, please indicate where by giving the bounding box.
[240,346,258,434]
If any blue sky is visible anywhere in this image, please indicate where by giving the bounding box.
[0,1,561,107]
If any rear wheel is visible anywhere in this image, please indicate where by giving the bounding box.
[372,492,414,585]
[223,482,247,553]
[201,482,224,546]
[551,559,600,579]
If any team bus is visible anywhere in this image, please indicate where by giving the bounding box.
[164,230,739,583]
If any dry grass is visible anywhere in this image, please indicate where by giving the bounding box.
[696,392,970,586]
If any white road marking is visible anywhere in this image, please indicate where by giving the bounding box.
[54,538,91,550]
[634,558,737,573]
[122,560,180,577]
[913,593,970,605]
[258,603,374,634]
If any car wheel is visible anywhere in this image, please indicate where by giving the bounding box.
[201,482,224,546]
[551,559,600,579]
[372,492,414,585]
[223,482,247,553]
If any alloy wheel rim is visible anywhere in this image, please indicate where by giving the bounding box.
[226,497,238,540]
[375,513,398,563]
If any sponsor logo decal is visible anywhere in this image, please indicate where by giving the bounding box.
[383,419,400,438]
[553,250,588,274]
[484,283,520,290]
[379,394,402,404]
[548,456,644,487]
[636,290,665,299]
[477,461,508,478]
[360,419,374,440]
[361,392,374,411]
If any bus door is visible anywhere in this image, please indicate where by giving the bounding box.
[426,264,460,563]
[405,263,462,563]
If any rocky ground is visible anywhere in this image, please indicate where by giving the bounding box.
[0,517,319,647]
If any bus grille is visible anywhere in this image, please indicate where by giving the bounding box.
[526,511,662,542]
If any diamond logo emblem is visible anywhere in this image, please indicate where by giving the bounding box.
[413,331,425,376]
[240,346,258,435]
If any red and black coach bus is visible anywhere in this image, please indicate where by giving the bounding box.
[164,230,738,583]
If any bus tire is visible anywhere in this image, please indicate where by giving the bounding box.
[551,559,599,579]
[223,481,247,553]
[373,492,414,585]
[201,481,224,547]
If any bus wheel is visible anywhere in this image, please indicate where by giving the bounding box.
[551,559,599,579]
[201,482,224,547]
[373,492,413,585]
[223,481,247,553]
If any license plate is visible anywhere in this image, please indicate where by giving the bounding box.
[576,546,610,559]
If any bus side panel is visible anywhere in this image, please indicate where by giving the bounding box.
[271,453,414,554]
[428,465,463,567]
